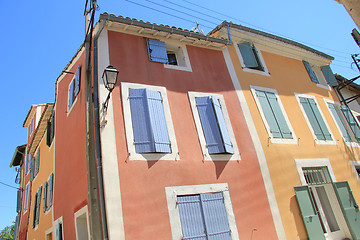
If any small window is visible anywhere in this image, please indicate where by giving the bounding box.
[43,173,54,212]
[188,92,240,161]
[55,221,63,240]
[68,64,81,112]
[25,152,32,175]
[24,184,30,213]
[46,112,55,147]
[146,38,192,72]
[303,61,338,88]
[237,42,269,75]
[29,118,34,136]
[251,87,297,144]
[33,185,42,228]
[351,162,360,183]
[74,206,90,240]
[122,82,179,160]
[31,148,40,181]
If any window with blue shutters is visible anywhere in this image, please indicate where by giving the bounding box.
[122,82,179,160]
[68,64,81,112]
[189,92,240,161]
[297,95,334,143]
[303,60,319,84]
[252,87,295,143]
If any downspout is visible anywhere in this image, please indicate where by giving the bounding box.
[227,22,232,43]
[92,17,109,240]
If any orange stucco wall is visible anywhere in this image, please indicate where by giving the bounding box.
[107,30,278,239]
[226,43,360,239]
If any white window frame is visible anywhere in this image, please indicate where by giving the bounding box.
[188,92,240,161]
[74,206,90,240]
[67,77,79,116]
[23,183,30,213]
[250,86,298,144]
[45,227,54,240]
[350,161,360,184]
[163,39,192,72]
[295,93,336,145]
[313,66,332,91]
[165,183,239,240]
[121,82,179,161]
[235,41,270,76]
[323,98,359,147]
[294,158,337,185]
[54,217,64,240]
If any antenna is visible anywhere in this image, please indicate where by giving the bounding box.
[191,21,205,35]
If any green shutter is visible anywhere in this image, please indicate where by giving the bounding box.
[43,182,48,212]
[238,42,259,68]
[49,173,54,207]
[333,181,360,240]
[294,186,326,240]
[32,192,38,228]
[36,186,42,225]
[35,148,40,176]
[341,105,360,141]
[30,156,35,181]
[303,61,319,83]
[321,65,338,87]
[327,103,352,142]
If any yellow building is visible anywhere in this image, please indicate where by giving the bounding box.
[211,22,360,240]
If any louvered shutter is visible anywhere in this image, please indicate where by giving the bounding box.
[196,97,225,154]
[201,192,232,240]
[332,181,360,240]
[49,173,54,207]
[30,156,35,181]
[303,61,319,83]
[74,64,81,97]
[178,195,207,240]
[300,97,332,140]
[43,182,48,212]
[238,42,259,68]
[146,39,168,63]
[321,65,338,87]
[35,148,40,176]
[36,186,42,225]
[146,89,171,153]
[211,97,233,154]
[294,186,326,240]
[32,192,38,228]
[327,103,352,142]
[340,105,360,141]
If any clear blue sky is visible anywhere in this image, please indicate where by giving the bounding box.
[0,0,358,231]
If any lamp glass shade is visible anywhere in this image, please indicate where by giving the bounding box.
[102,65,119,91]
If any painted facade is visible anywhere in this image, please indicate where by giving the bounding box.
[210,22,360,240]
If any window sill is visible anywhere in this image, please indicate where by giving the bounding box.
[128,151,180,161]
[269,137,299,145]
[314,139,337,145]
[316,83,331,91]
[164,63,192,72]
[243,67,270,76]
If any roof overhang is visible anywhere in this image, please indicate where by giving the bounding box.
[10,144,26,167]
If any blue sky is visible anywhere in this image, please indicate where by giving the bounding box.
[0,0,358,231]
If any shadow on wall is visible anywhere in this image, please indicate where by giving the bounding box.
[290,195,308,240]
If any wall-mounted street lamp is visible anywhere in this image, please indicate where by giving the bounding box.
[102,65,119,112]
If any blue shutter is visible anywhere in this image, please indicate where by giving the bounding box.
[35,148,40,176]
[303,61,319,83]
[43,182,48,212]
[74,65,81,97]
[30,156,35,181]
[178,195,207,240]
[238,42,259,68]
[146,39,168,63]
[327,103,352,142]
[16,189,21,213]
[201,192,232,240]
[211,97,234,154]
[321,65,338,87]
[300,97,332,140]
[340,105,360,141]
[68,80,74,110]
[49,173,54,207]
[196,97,225,154]
[129,89,154,153]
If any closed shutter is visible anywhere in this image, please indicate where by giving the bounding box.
[294,186,326,240]
[303,61,319,83]
[300,97,332,140]
[32,192,38,228]
[146,39,168,63]
[43,182,48,212]
[211,97,233,153]
[327,103,352,142]
[16,189,21,213]
[333,181,360,240]
[178,195,207,240]
[321,65,338,87]
[30,156,35,181]
[196,97,225,154]
[238,42,259,68]
[68,80,74,110]
[74,64,81,97]
[35,148,40,176]
[49,173,54,207]
[36,186,42,225]
[201,192,232,240]
[46,119,52,146]
[340,105,360,141]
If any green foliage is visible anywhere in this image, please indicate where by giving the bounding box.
[0,223,14,240]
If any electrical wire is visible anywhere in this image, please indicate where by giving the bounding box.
[0,181,20,190]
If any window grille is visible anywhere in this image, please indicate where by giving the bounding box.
[302,167,332,185]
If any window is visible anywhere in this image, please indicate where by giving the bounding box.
[74,206,90,240]
[165,183,239,240]
[236,41,269,75]
[33,185,42,228]
[24,184,30,213]
[46,112,55,147]
[30,148,40,181]
[303,61,338,89]
[29,118,34,136]
[121,82,179,160]
[251,86,297,144]
[340,105,360,142]
[68,64,81,112]
[296,94,334,144]
[55,220,63,240]
[350,161,360,183]
[146,38,192,72]
[43,173,54,212]
[25,152,31,175]
[188,92,240,161]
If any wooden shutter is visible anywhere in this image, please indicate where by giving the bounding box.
[43,182,48,212]
[146,39,168,63]
[294,186,326,240]
[327,103,352,142]
[30,156,35,181]
[196,97,225,154]
[321,65,338,87]
[333,181,360,240]
[201,192,232,240]
[303,61,319,83]
[211,97,234,153]
[341,105,360,141]
[74,64,81,97]
[300,97,332,140]
[35,148,40,176]
[49,173,54,207]
[146,89,171,153]
[177,195,207,240]
[238,42,259,68]
[32,192,38,228]
[36,186,42,225]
